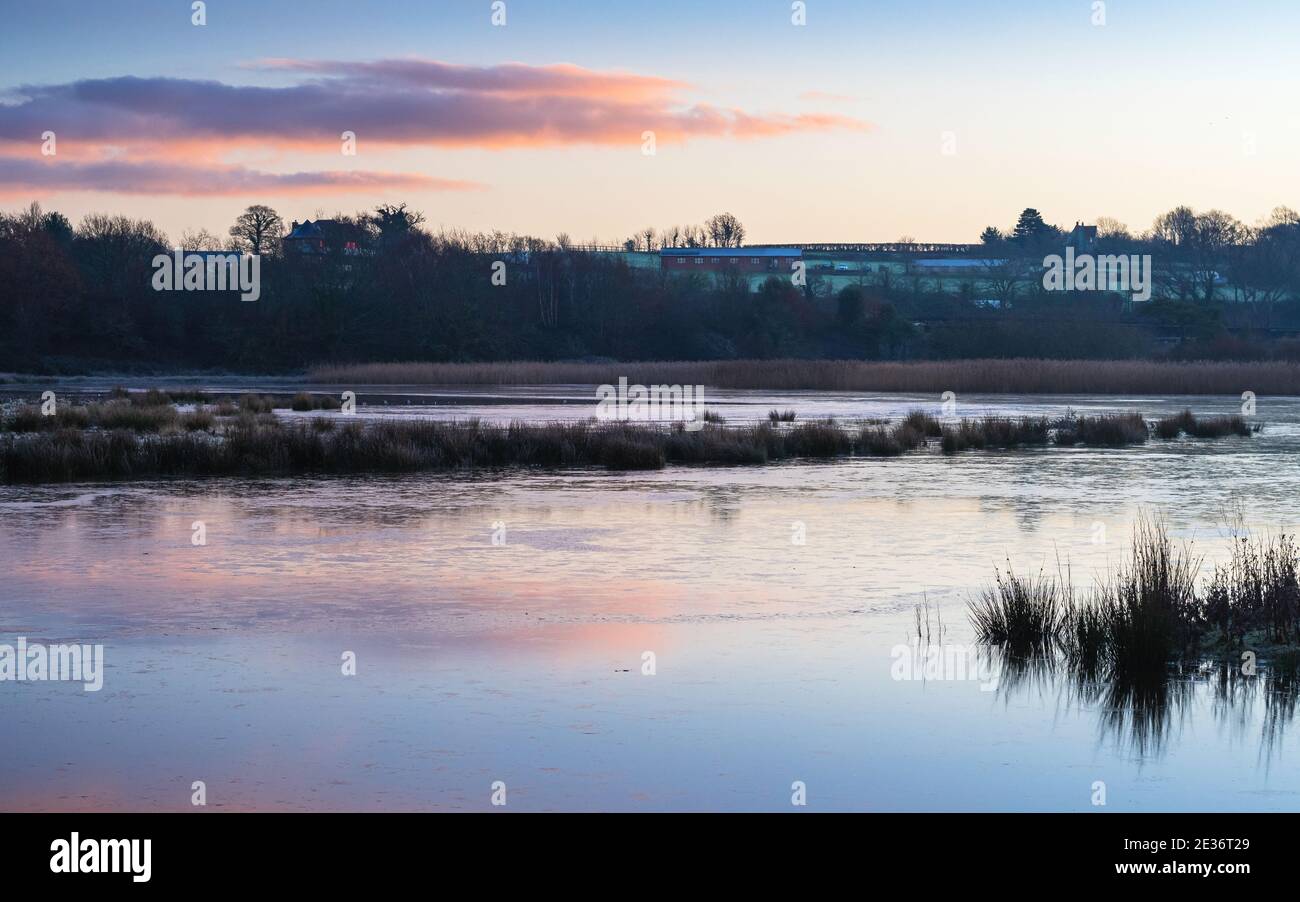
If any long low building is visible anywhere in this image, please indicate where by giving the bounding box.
[660,247,802,274]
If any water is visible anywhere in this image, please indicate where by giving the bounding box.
[2,387,1299,811]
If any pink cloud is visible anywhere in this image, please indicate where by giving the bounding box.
[252,58,690,101]
[0,59,871,196]
[0,157,482,197]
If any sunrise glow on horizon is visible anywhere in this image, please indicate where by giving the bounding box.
[2,0,1297,244]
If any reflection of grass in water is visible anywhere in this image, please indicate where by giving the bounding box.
[1261,654,1300,756]
[1209,652,1300,762]
[1085,665,1194,759]
[986,646,1300,758]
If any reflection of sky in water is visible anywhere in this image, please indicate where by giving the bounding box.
[2,390,1300,811]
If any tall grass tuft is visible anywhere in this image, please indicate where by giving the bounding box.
[901,410,944,438]
[1093,516,1202,677]
[290,392,343,412]
[1203,533,1300,644]
[1053,412,1148,447]
[1156,409,1255,440]
[970,565,1064,654]
[940,415,1051,454]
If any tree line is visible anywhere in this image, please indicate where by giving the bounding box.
[978,206,1300,310]
[1,201,1299,373]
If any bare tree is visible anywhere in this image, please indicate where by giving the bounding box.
[228,205,284,255]
[705,213,746,248]
[180,228,224,251]
[1261,206,1300,229]
[1149,205,1197,246]
[1095,217,1131,241]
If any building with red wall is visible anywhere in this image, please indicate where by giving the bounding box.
[660,247,802,275]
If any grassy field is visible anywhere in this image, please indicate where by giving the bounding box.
[308,358,1300,395]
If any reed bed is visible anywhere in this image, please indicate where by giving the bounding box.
[0,404,1260,483]
[309,358,1300,396]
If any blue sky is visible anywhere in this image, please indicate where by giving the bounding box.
[1,0,1297,243]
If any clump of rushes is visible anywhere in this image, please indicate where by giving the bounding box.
[1093,517,1202,677]
[1061,596,1108,676]
[238,394,276,414]
[1053,412,1148,447]
[859,425,906,457]
[969,565,1064,655]
[702,410,724,423]
[940,420,983,454]
[1155,409,1255,440]
[983,415,1050,447]
[940,415,1050,454]
[782,419,852,457]
[860,420,927,456]
[179,408,215,432]
[664,424,769,464]
[972,517,1300,675]
[901,410,944,438]
[768,409,797,423]
[290,392,343,412]
[1203,533,1300,645]
[1189,414,1254,438]
[240,392,344,413]
[1155,410,1195,440]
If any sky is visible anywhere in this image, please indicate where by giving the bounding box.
[0,0,1297,244]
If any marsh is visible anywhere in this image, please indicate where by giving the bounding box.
[1,383,1297,811]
